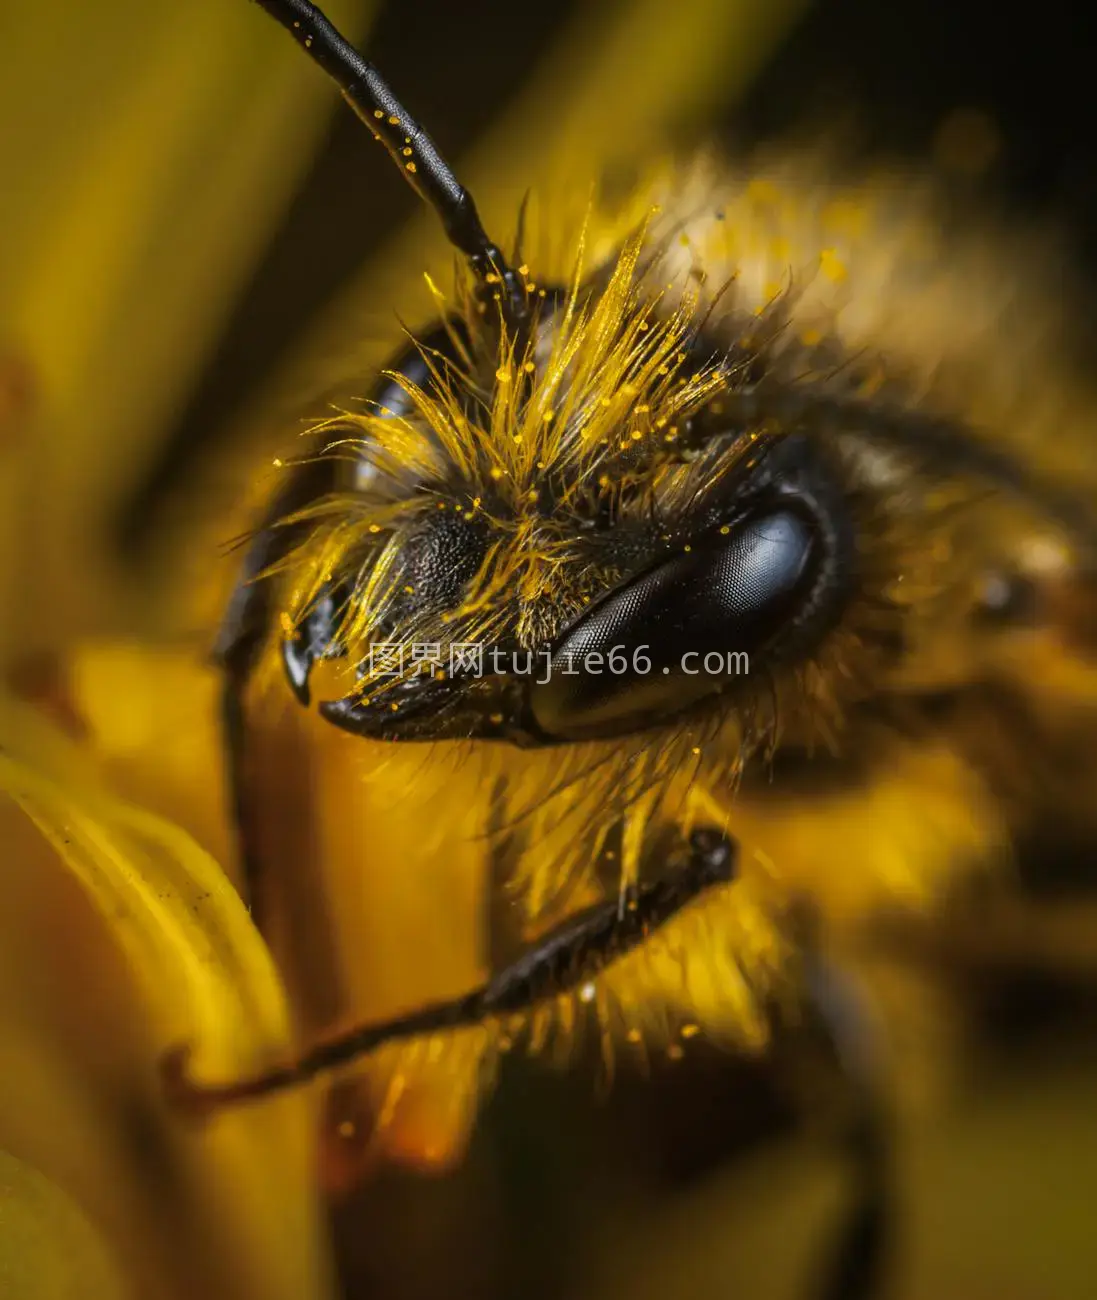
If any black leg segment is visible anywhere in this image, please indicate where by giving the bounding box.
[163,827,737,1115]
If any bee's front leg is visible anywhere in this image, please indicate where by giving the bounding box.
[214,455,339,921]
[162,826,738,1114]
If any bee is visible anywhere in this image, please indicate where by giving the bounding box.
[164,1,1097,1294]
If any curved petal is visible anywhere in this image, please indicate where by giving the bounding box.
[0,697,336,1300]
[0,1149,126,1300]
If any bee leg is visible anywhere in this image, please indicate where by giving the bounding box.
[163,827,738,1114]
[214,456,337,919]
[805,958,892,1300]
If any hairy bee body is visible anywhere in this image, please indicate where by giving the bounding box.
[225,147,1097,1164]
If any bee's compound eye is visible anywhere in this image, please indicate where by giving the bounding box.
[529,507,828,740]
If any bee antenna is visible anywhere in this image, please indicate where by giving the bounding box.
[252,0,528,330]
[512,188,532,264]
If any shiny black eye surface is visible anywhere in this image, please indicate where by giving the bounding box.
[529,506,837,740]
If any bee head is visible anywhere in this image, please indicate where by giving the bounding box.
[274,213,866,752]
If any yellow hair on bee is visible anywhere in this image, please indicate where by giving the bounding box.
[274,219,730,655]
[240,147,1097,1163]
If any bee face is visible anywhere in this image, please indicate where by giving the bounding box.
[276,225,861,752]
[288,339,855,751]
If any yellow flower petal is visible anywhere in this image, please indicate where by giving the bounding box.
[0,1150,125,1300]
[0,696,336,1299]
